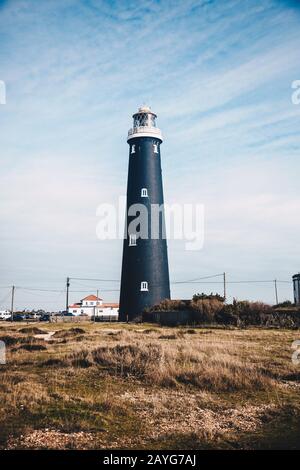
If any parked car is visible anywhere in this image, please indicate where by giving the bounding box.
[12,314,26,322]
[24,312,40,320]
[40,313,51,322]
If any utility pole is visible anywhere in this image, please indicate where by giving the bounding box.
[95,289,99,323]
[223,272,226,302]
[65,277,70,321]
[274,279,279,305]
[10,285,15,322]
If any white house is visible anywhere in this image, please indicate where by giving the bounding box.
[68,295,119,320]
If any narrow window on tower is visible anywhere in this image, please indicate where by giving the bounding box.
[140,281,148,292]
[153,143,158,154]
[129,234,137,246]
[131,144,135,154]
[141,188,148,198]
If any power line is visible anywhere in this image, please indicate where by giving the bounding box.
[70,277,120,282]
[69,273,225,286]
[2,278,292,292]
[19,287,66,292]
[69,273,226,284]
[172,273,224,284]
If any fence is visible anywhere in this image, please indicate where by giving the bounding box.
[143,310,194,326]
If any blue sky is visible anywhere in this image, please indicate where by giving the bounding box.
[0,0,300,310]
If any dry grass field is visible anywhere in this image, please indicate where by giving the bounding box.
[0,321,300,449]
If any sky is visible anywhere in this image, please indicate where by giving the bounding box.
[0,0,300,310]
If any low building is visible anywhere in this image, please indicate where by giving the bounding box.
[68,295,119,320]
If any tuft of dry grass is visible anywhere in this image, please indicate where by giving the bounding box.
[15,343,47,352]
[142,328,159,334]
[0,333,44,347]
[92,343,162,379]
[158,334,177,340]
[18,327,46,335]
[53,327,86,338]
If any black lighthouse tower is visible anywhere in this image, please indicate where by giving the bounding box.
[119,106,170,322]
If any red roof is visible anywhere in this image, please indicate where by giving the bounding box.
[81,295,103,301]
[102,303,119,308]
[69,303,81,309]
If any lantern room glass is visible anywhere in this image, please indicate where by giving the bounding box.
[133,113,157,128]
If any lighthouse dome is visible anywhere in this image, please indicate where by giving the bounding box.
[138,105,152,113]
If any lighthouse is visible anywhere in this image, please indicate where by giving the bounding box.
[119,106,170,322]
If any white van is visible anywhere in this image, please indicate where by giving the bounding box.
[0,310,11,320]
